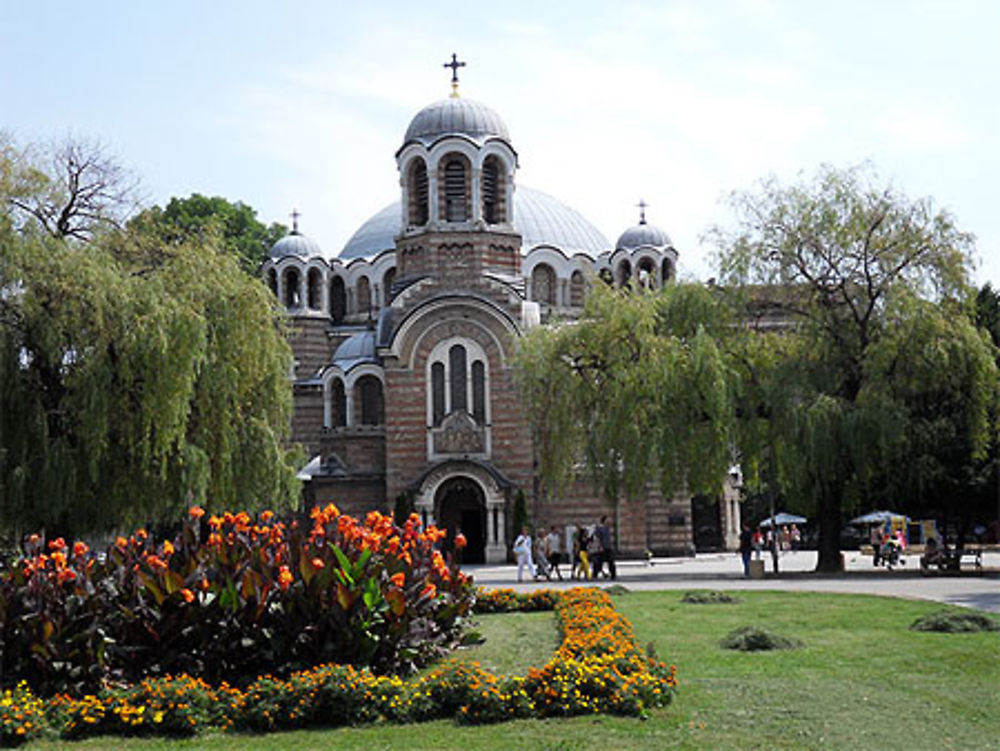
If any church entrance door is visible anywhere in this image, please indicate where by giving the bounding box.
[435,476,486,564]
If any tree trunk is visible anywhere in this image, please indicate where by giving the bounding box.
[815,489,844,572]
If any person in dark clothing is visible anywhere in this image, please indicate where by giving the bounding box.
[739,524,753,576]
[596,515,616,580]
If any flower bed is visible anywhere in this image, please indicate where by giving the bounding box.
[0,587,676,744]
[1,507,473,696]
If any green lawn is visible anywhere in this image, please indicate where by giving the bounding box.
[25,590,1000,751]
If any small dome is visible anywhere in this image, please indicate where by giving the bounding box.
[615,221,673,252]
[332,331,377,371]
[270,231,323,260]
[402,98,510,148]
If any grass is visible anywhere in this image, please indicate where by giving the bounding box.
[24,590,1000,751]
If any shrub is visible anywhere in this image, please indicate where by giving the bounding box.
[0,507,475,695]
[681,590,739,604]
[720,626,802,651]
[910,610,1000,633]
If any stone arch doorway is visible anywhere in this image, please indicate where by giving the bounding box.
[435,476,486,564]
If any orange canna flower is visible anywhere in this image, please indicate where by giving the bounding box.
[48,537,67,551]
[277,566,293,591]
[390,572,405,588]
[73,541,89,558]
[188,506,205,520]
[161,540,175,557]
[454,532,467,549]
[420,582,437,599]
[208,515,224,530]
[180,588,195,603]
[115,536,128,550]
[260,510,274,523]
[27,533,40,546]
[200,577,210,591]
[311,557,325,569]
[57,568,77,585]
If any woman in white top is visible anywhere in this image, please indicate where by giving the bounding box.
[513,526,536,582]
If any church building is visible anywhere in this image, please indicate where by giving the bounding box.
[261,59,740,562]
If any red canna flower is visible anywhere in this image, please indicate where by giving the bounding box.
[180,588,195,603]
[390,572,406,588]
[277,566,293,591]
[454,532,467,549]
[73,541,89,558]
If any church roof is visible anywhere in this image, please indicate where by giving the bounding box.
[339,186,610,261]
[401,97,510,149]
[332,330,378,371]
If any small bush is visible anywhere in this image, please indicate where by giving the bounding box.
[604,584,630,596]
[720,626,802,651]
[910,610,1000,633]
[682,590,739,604]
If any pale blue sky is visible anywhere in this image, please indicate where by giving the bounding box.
[3,0,998,285]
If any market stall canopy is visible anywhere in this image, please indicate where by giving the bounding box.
[848,510,909,525]
[758,513,807,528]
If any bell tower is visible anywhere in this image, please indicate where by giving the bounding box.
[394,55,522,286]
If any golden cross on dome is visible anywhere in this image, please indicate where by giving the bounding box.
[443,53,466,98]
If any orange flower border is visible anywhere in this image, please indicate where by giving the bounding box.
[0,587,676,743]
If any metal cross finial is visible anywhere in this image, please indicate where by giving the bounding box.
[290,209,300,233]
[636,199,648,224]
[443,53,466,84]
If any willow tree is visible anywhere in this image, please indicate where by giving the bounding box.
[516,281,741,510]
[1,142,299,540]
[711,164,996,571]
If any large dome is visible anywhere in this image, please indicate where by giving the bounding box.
[340,186,610,260]
[401,98,511,149]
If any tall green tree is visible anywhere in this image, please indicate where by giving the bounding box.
[517,282,741,508]
[711,164,996,570]
[131,193,286,271]
[1,141,300,540]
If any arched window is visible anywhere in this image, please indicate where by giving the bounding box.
[383,267,396,306]
[267,268,278,297]
[662,259,674,285]
[356,375,384,426]
[442,156,469,222]
[472,360,486,423]
[329,378,346,427]
[330,276,346,323]
[570,270,586,307]
[598,268,614,286]
[449,344,468,413]
[482,156,504,224]
[356,277,371,318]
[407,159,429,226]
[307,268,323,309]
[283,268,301,308]
[431,362,446,426]
[637,258,656,290]
[617,260,632,288]
[531,263,557,306]
[427,339,490,429]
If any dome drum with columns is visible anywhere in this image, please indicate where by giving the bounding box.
[262,58,741,561]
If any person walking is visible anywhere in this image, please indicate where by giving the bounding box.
[739,524,753,577]
[596,515,616,580]
[544,525,564,580]
[574,525,591,580]
[513,526,536,582]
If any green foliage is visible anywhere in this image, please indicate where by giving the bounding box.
[130,193,286,272]
[0,141,299,537]
[910,609,1000,633]
[516,282,740,504]
[719,626,803,651]
[0,507,474,695]
[710,164,997,570]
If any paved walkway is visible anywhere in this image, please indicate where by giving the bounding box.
[464,549,1000,613]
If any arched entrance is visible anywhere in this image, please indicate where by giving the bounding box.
[435,476,487,564]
